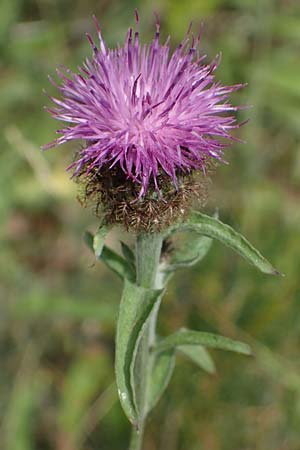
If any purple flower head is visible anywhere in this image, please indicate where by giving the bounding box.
[44,12,244,197]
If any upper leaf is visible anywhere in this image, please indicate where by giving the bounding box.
[120,241,135,266]
[93,224,109,259]
[164,212,219,272]
[166,234,213,271]
[165,212,280,275]
[84,231,135,281]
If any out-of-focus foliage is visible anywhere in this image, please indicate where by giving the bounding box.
[1,0,300,449]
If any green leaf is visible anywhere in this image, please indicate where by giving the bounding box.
[101,246,135,281]
[165,211,218,271]
[147,350,176,414]
[115,279,162,425]
[120,241,135,266]
[154,329,252,356]
[84,231,135,281]
[93,224,109,259]
[120,241,136,278]
[167,234,213,271]
[165,212,280,275]
[178,345,216,374]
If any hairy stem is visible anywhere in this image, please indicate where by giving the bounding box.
[136,232,163,288]
[129,232,163,450]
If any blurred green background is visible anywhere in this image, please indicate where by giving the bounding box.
[1,0,300,449]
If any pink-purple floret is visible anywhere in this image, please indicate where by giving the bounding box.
[44,12,244,197]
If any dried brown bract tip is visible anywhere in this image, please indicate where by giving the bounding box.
[76,162,216,233]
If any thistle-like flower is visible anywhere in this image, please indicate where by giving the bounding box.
[44,12,244,230]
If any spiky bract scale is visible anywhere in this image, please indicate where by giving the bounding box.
[77,166,211,232]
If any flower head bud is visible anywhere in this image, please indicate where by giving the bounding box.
[44,13,244,231]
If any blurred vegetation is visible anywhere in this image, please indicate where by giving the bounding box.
[1,0,300,449]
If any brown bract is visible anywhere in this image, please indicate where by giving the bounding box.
[76,164,215,233]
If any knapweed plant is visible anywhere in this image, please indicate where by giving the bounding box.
[43,12,279,450]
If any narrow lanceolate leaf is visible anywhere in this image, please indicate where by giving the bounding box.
[84,232,135,281]
[154,329,252,356]
[147,350,176,414]
[115,279,162,425]
[120,241,135,266]
[165,212,279,275]
[120,241,136,276]
[101,247,136,281]
[93,224,109,259]
[178,345,216,374]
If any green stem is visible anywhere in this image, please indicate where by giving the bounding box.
[129,424,144,450]
[129,232,163,450]
[136,232,163,288]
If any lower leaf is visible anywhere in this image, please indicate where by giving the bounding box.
[115,279,162,425]
[147,349,176,414]
[84,231,135,281]
[154,329,252,356]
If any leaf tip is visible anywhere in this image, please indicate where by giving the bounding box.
[272,269,284,277]
[241,344,252,356]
